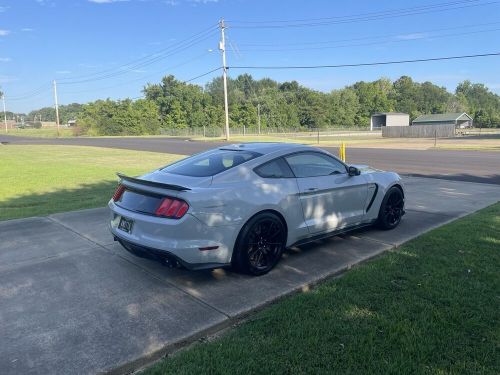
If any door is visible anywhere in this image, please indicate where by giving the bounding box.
[284,152,368,234]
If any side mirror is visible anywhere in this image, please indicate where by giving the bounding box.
[348,166,361,176]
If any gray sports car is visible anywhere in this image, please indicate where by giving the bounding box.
[109,143,405,275]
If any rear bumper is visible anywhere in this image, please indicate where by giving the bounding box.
[108,201,239,267]
[114,236,230,270]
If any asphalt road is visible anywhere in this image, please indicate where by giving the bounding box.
[1,134,499,184]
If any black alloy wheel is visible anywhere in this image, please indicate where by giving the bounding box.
[233,212,287,276]
[378,187,404,230]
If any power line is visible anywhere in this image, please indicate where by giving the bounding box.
[235,27,500,53]
[184,67,222,83]
[235,21,500,48]
[125,68,222,101]
[228,0,479,24]
[62,51,213,95]
[59,30,218,85]
[57,24,218,82]
[227,0,497,29]
[228,52,500,70]
[7,83,52,101]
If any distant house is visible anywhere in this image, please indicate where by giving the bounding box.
[412,113,473,128]
[67,120,77,127]
[370,112,409,130]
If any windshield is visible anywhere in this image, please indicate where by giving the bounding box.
[162,149,262,177]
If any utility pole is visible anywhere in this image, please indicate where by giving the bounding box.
[257,103,261,135]
[219,19,230,141]
[53,80,60,137]
[2,90,7,133]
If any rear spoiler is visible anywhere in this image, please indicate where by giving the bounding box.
[116,173,191,192]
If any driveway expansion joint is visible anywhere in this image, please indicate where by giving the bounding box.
[113,251,232,319]
[3,177,500,375]
[47,215,232,319]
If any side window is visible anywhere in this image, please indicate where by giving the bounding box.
[254,158,294,178]
[285,152,346,178]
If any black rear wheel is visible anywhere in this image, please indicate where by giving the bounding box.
[233,212,286,276]
[377,187,404,230]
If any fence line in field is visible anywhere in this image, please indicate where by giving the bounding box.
[382,124,456,138]
[159,126,374,138]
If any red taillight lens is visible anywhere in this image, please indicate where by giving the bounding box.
[112,184,125,201]
[155,197,189,219]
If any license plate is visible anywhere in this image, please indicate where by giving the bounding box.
[118,216,134,234]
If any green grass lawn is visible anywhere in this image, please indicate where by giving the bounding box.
[0,145,183,221]
[144,203,500,375]
[6,128,75,137]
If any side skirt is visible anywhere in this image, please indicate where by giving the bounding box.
[289,221,376,248]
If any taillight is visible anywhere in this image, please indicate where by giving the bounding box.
[155,197,189,219]
[112,184,125,201]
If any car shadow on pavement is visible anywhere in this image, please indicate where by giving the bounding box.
[402,172,500,185]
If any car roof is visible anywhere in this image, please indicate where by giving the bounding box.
[219,142,308,154]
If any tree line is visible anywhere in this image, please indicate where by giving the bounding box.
[19,75,500,135]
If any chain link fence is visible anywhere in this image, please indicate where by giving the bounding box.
[159,125,373,138]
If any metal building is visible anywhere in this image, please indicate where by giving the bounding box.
[412,112,473,128]
[370,112,409,130]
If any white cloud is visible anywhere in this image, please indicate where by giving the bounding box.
[88,0,130,3]
[36,0,56,6]
[78,63,100,68]
[0,6,9,12]
[21,28,35,32]
[0,58,11,62]
[0,75,18,84]
[395,33,428,41]
[165,0,219,5]
[56,70,72,74]
[0,30,11,36]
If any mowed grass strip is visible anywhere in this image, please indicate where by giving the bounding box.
[6,128,75,138]
[144,203,500,375]
[0,145,183,221]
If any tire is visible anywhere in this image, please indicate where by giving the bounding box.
[232,212,287,276]
[377,187,404,230]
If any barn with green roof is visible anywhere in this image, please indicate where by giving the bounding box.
[412,112,473,128]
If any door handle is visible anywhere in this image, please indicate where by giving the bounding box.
[307,187,318,191]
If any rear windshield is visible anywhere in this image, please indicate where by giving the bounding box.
[162,149,262,177]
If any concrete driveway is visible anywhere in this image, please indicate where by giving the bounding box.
[1,177,499,374]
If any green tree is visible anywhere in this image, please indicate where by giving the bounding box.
[456,81,500,127]
[351,79,395,125]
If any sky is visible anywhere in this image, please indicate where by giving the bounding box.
[1,0,499,113]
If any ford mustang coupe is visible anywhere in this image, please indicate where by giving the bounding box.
[109,143,405,275]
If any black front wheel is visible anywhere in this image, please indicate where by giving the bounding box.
[377,187,405,230]
[233,212,287,276]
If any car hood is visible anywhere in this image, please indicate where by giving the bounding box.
[351,164,383,174]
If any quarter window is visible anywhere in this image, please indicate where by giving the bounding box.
[254,158,294,178]
[285,152,346,178]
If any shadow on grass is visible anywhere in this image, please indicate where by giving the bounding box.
[142,204,500,375]
[0,180,118,221]
[459,133,500,140]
